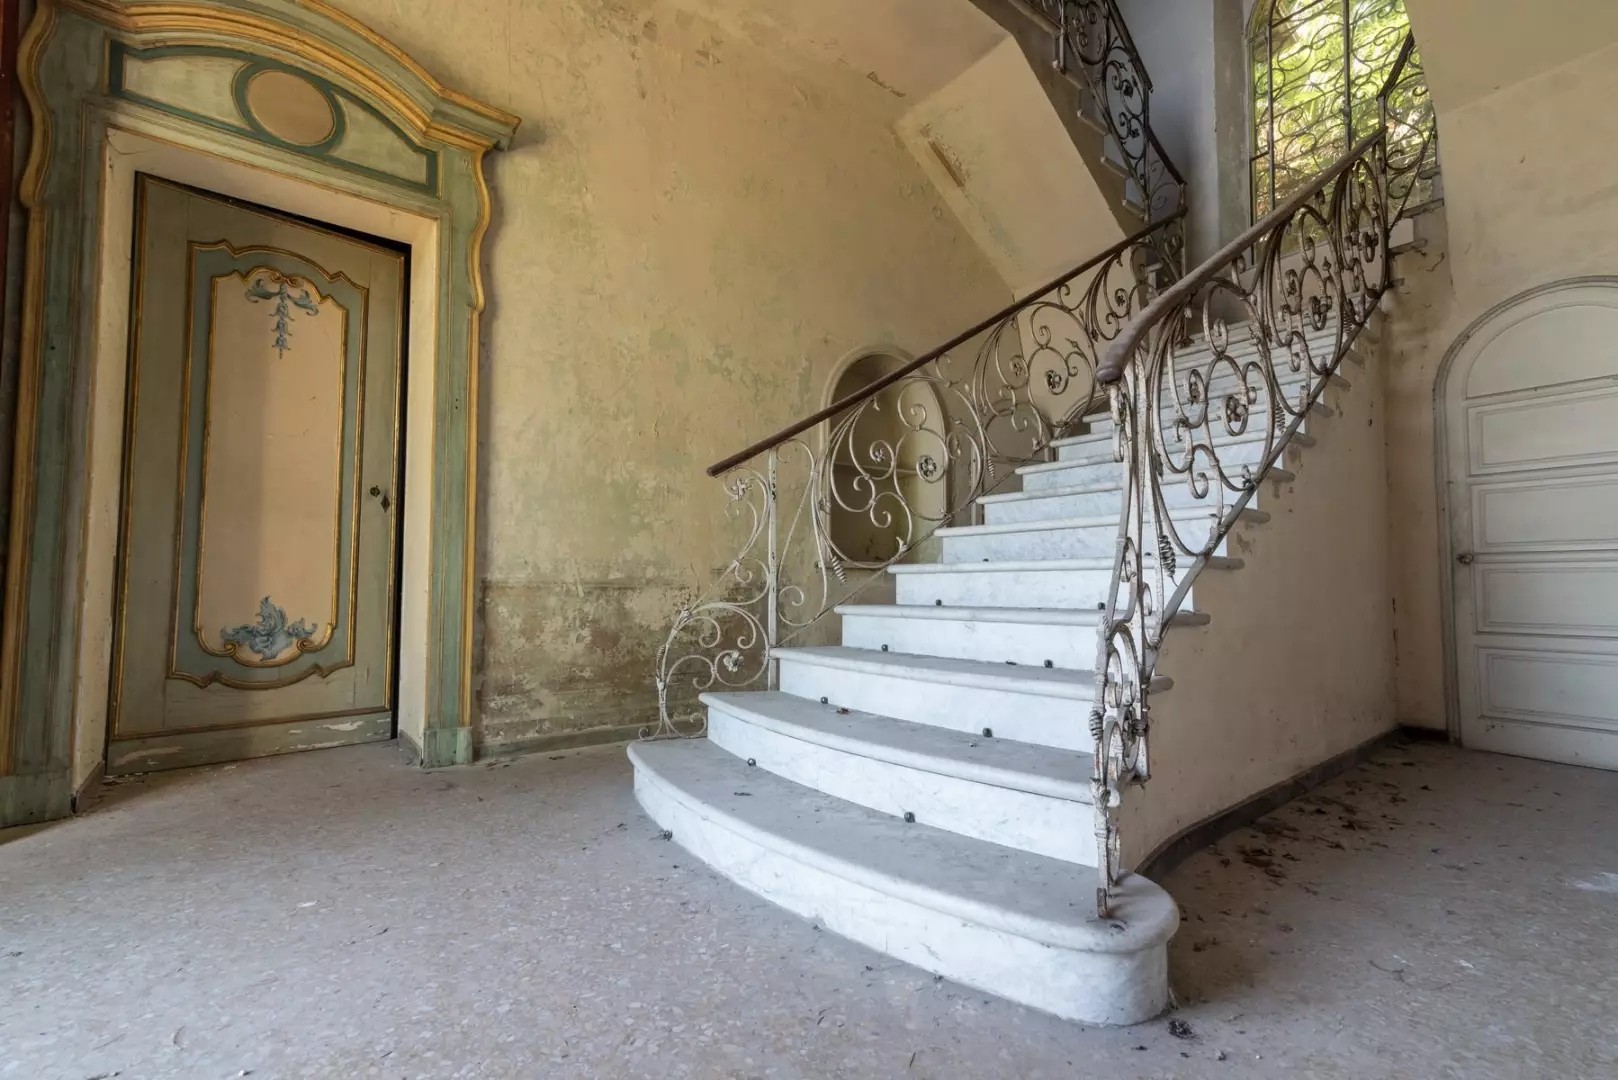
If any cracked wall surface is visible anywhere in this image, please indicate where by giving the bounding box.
[329,0,1013,753]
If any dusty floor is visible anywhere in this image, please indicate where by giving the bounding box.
[2,737,1614,1080]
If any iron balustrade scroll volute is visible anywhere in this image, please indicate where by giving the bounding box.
[651,213,1185,739]
[1379,33,1437,222]
[1086,29,1435,917]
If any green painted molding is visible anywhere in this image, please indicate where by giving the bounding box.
[422,727,473,770]
[0,0,519,823]
[0,771,74,828]
[108,42,442,193]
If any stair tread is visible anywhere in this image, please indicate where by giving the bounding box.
[937,509,1221,539]
[889,557,1116,575]
[702,690,1092,802]
[629,738,1175,950]
[1049,431,1118,451]
[978,480,1122,503]
[1020,430,1276,474]
[835,603,1102,626]
[774,646,1094,697]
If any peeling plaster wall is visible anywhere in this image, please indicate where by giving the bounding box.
[1380,34,1618,730]
[329,0,1011,752]
[898,36,1124,295]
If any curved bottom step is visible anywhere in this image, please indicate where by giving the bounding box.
[629,739,1177,1026]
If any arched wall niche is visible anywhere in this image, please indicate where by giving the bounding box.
[0,0,520,825]
[818,345,955,570]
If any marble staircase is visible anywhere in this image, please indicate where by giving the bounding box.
[629,323,1352,1025]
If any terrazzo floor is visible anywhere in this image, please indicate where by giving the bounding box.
[2,736,1614,1079]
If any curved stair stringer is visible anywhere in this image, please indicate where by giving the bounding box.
[1117,325,1401,869]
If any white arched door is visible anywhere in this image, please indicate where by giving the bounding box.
[1443,281,1618,769]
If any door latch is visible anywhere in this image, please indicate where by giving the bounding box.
[1455,552,1474,565]
[369,485,391,512]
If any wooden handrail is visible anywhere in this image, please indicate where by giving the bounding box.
[705,208,1187,477]
[1096,129,1383,387]
[1379,33,1418,101]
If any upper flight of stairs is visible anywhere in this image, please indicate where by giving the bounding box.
[629,321,1350,1026]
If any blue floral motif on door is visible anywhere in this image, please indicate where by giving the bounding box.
[245,269,320,357]
[222,596,318,661]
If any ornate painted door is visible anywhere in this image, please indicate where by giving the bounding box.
[108,176,405,773]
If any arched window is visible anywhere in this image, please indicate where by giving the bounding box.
[1249,0,1414,218]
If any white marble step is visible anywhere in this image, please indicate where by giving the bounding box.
[702,690,1094,864]
[774,646,1122,751]
[1019,430,1312,492]
[1072,332,1355,440]
[1173,326,1347,367]
[890,557,1119,610]
[837,602,1100,669]
[1061,368,1320,435]
[979,475,1216,526]
[937,507,1267,564]
[889,554,1240,611]
[1073,392,1332,445]
[629,738,1177,1025]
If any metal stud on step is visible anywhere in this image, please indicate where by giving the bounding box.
[903,811,915,823]
[981,727,993,738]
[820,696,828,704]
[747,758,756,767]
[881,644,889,651]
[1044,659,1054,668]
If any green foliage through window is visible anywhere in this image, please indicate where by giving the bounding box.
[1250,0,1414,219]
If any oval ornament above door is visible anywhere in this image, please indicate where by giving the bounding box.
[238,65,342,151]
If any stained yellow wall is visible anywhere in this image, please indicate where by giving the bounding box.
[328,0,1012,750]
[1382,24,1618,727]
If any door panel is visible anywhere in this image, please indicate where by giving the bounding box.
[1475,562,1618,637]
[1465,386,1618,475]
[1447,283,1618,770]
[1470,472,1618,551]
[1477,644,1618,729]
[109,176,404,772]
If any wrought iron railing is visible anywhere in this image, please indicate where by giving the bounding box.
[652,211,1185,739]
[1027,0,1187,229]
[1379,32,1437,220]
[1085,30,1435,916]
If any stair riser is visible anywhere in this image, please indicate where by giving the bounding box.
[1028,438,1273,492]
[840,611,1095,669]
[630,756,1171,1025]
[777,659,1091,752]
[1076,391,1325,443]
[1021,459,1125,492]
[1076,408,1293,447]
[948,518,1232,563]
[706,707,1094,865]
[942,524,1124,564]
[984,483,1202,526]
[894,567,1114,610]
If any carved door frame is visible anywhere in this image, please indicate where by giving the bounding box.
[0,0,519,825]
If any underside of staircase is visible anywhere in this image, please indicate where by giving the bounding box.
[629,321,1353,1026]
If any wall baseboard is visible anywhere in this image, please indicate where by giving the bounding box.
[1136,724,1448,881]
[475,720,649,761]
